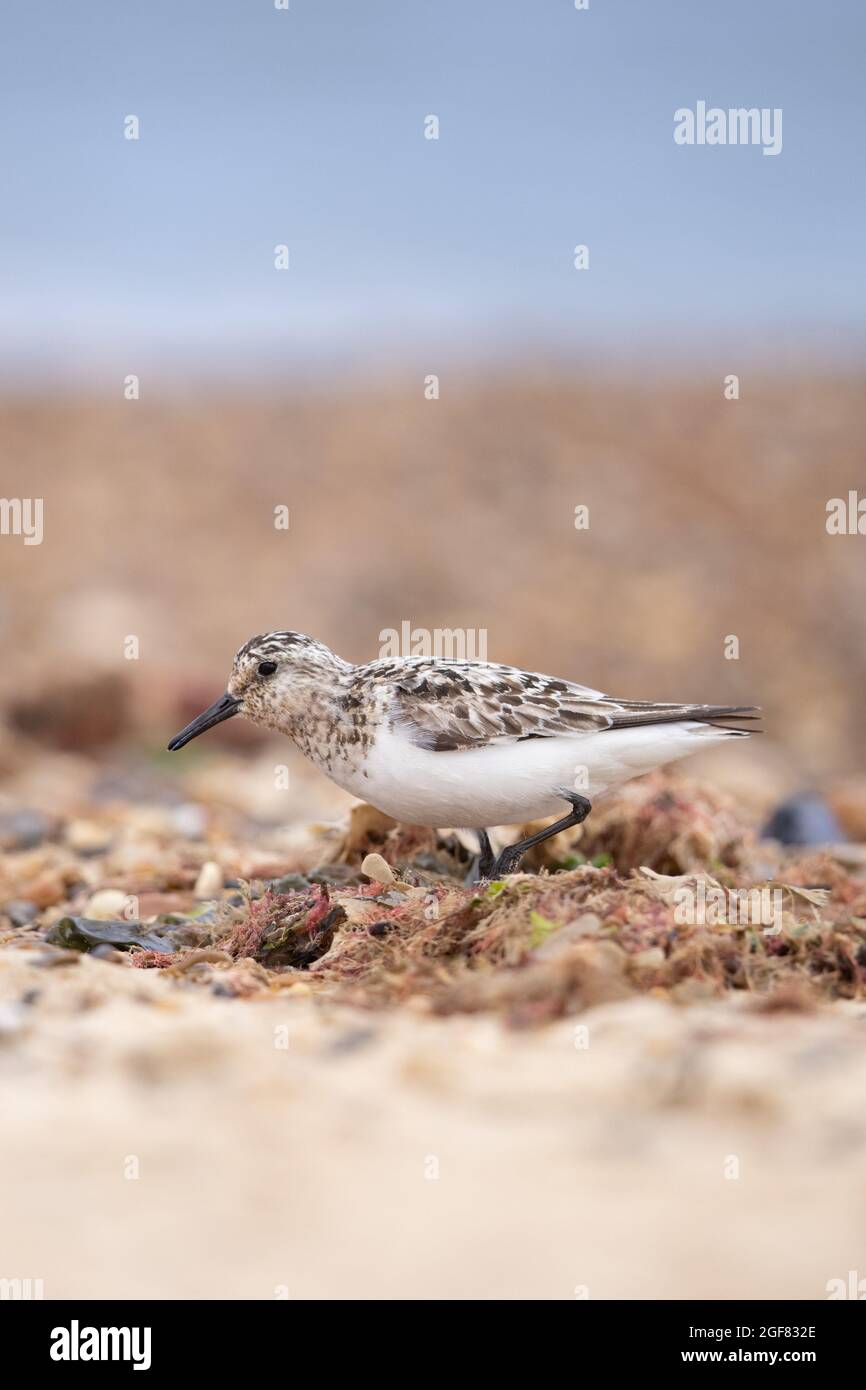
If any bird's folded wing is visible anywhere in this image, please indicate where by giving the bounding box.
[386,663,759,753]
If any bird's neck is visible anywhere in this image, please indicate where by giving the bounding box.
[276,653,375,770]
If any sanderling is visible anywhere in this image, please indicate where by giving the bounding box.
[168,631,760,878]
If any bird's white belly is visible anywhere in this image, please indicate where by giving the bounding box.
[329,721,724,828]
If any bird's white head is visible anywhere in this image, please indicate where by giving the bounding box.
[167,631,350,749]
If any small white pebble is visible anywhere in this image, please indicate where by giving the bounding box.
[361,853,395,885]
[84,888,128,920]
[170,803,208,839]
[0,1002,26,1038]
[633,947,665,970]
[194,860,224,899]
[65,820,112,854]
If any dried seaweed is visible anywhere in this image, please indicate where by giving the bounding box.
[4,770,864,1023]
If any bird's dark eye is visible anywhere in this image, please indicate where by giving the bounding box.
[257,660,277,677]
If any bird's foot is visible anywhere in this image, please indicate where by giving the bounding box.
[488,845,526,879]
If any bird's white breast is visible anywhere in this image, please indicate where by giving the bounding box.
[327,720,734,828]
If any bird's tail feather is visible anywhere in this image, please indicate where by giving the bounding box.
[611,704,761,731]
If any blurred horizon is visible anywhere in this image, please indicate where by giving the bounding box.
[2,0,865,384]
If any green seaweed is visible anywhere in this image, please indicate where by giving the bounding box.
[529,911,559,947]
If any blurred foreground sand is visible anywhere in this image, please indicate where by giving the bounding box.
[1,948,865,1300]
[1,756,865,1300]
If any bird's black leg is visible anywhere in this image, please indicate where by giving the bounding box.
[489,793,592,878]
[477,829,496,880]
[463,829,497,884]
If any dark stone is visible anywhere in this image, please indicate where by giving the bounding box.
[762,794,845,846]
[9,672,131,751]
[327,1027,376,1056]
[46,917,178,954]
[265,874,311,894]
[307,864,357,887]
[0,810,58,851]
[3,900,39,928]
[89,944,127,963]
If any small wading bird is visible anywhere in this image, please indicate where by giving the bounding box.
[169,632,759,879]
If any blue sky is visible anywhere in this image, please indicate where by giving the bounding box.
[2,0,864,381]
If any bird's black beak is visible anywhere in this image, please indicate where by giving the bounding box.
[167,693,240,751]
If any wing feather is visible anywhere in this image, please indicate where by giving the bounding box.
[357,657,759,753]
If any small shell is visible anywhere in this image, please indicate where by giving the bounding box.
[361,853,395,886]
[194,861,224,899]
[84,889,129,920]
